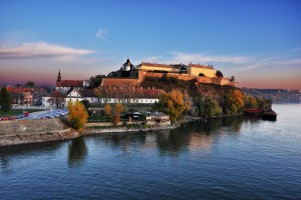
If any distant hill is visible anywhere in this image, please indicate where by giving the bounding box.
[241,88,301,103]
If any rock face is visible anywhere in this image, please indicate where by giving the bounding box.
[0,118,79,147]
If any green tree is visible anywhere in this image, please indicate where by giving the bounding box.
[197,96,223,118]
[67,101,89,131]
[0,86,11,114]
[216,70,224,78]
[89,75,105,88]
[25,81,35,87]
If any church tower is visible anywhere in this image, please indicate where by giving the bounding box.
[57,69,61,82]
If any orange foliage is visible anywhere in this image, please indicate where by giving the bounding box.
[104,103,112,116]
[157,89,191,122]
[67,101,89,131]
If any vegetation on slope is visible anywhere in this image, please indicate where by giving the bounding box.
[141,76,272,121]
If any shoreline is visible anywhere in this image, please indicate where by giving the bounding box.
[0,116,207,148]
[0,120,180,148]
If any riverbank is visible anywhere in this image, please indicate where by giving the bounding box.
[0,118,80,147]
[0,115,207,147]
[0,118,179,147]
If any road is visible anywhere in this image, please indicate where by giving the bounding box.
[24,108,68,120]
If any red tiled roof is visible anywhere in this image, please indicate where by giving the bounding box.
[188,64,214,69]
[6,86,47,96]
[56,80,83,87]
[76,89,97,97]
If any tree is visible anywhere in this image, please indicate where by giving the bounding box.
[81,100,90,113]
[198,97,223,118]
[154,89,190,123]
[0,86,11,114]
[248,96,257,108]
[113,103,124,125]
[104,103,112,116]
[89,75,105,88]
[67,101,89,131]
[222,89,244,115]
[199,73,205,77]
[229,76,235,82]
[25,81,35,87]
[216,70,224,78]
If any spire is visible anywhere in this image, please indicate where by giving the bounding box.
[57,69,61,82]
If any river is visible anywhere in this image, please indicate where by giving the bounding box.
[0,104,300,199]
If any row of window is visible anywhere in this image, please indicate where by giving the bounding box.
[68,98,157,103]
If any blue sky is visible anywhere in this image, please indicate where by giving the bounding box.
[0,0,300,89]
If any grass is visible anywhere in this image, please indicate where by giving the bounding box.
[0,109,44,117]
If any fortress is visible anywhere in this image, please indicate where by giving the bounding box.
[100,59,236,87]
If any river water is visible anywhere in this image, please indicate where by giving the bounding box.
[0,104,300,199]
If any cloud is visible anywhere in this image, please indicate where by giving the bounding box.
[287,59,301,65]
[235,63,265,71]
[96,28,108,40]
[0,42,95,59]
[166,52,250,64]
[135,52,250,65]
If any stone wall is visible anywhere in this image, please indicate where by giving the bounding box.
[0,118,69,136]
[100,69,235,87]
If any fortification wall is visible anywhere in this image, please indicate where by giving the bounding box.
[100,70,235,87]
[101,78,142,87]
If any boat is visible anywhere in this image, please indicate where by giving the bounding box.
[262,110,277,121]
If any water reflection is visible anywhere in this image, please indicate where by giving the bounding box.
[68,137,88,168]
[0,142,63,174]
[96,116,260,156]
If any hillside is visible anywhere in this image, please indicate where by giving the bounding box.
[242,88,301,103]
[141,76,237,102]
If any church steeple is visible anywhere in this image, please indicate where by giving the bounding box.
[57,69,61,82]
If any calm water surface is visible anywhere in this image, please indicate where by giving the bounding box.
[0,104,301,200]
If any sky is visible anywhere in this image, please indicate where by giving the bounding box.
[0,0,300,89]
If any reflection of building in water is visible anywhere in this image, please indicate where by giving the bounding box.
[189,134,213,153]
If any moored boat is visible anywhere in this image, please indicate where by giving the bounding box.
[262,110,277,121]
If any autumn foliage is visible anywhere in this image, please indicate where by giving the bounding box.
[104,103,124,125]
[223,89,245,115]
[113,103,124,125]
[67,101,89,131]
[154,89,191,122]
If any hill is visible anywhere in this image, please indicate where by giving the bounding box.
[140,76,237,102]
[242,88,301,103]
